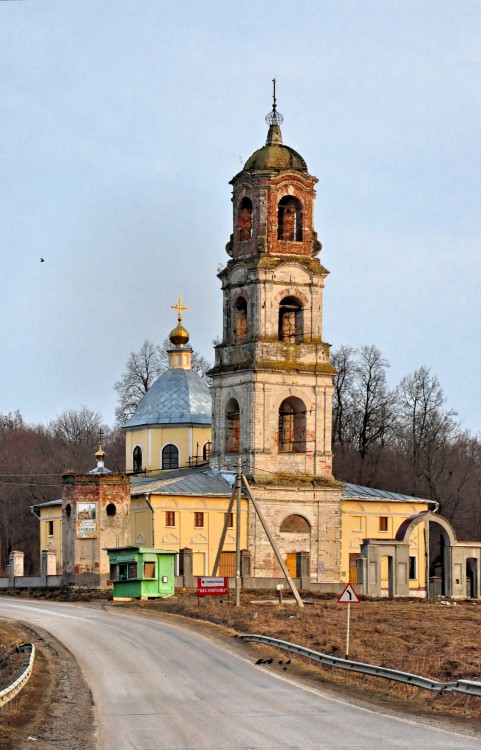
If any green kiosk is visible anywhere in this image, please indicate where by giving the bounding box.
[106,546,176,600]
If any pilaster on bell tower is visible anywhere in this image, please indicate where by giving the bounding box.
[210,86,337,483]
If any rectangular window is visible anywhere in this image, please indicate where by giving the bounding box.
[409,556,417,580]
[48,521,54,537]
[379,516,388,532]
[194,512,204,528]
[128,562,138,579]
[109,563,119,581]
[166,511,175,527]
[226,512,234,528]
[144,561,155,578]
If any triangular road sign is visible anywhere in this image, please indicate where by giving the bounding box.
[338,583,360,603]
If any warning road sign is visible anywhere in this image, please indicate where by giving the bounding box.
[338,584,360,603]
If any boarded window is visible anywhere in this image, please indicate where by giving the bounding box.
[226,512,234,528]
[225,398,240,453]
[278,397,306,453]
[166,511,175,527]
[278,297,303,343]
[379,516,388,532]
[237,197,253,241]
[278,196,303,241]
[280,514,310,533]
[194,512,204,528]
[233,296,248,342]
[144,561,156,578]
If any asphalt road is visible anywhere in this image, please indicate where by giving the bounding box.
[1,599,478,749]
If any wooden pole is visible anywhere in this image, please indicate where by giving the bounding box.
[241,473,304,608]
[235,455,242,607]
[211,484,236,576]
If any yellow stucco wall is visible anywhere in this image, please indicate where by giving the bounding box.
[341,499,429,590]
[125,425,212,472]
[38,503,62,573]
[130,492,248,576]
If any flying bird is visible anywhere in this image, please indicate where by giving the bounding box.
[40,258,45,262]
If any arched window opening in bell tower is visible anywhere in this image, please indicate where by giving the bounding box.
[225,398,240,453]
[162,444,179,469]
[237,197,253,241]
[278,196,303,241]
[278,297,303,343]
[234,296,248,342]
[278,397,306,453]
[203,441,212,462]
[133,446,142,472]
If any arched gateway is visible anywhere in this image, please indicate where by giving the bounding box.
[359,511,481,599]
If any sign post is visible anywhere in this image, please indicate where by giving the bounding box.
[197,577,228,601]
[337,584,360,659]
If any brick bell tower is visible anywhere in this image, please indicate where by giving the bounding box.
[209,87,342,582]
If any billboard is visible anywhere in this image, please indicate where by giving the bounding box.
[76,502,97,539]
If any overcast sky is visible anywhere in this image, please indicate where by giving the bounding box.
[2,1,481,432]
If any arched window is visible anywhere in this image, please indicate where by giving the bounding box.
[162,444,179,469]
[233,296,248,342]
[203,441,212,462]
[277,196,303,241]
[237,197,253,241]
[278,397,306,453]
[280,514,311,533]
[133,446,142,472]
[225,398,240,453]
[278,296,303,343]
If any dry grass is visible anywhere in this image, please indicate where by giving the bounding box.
[133,593,481,716]
[0,621,53,750]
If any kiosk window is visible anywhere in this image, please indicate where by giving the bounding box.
[144,562,155,578]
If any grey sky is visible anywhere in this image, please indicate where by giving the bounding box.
[2,1,480,431]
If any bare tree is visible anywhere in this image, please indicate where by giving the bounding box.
[396,366,458,502]
[114,338,212,425]
[331,345,356,451]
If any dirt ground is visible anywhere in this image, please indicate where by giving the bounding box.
[2,590,481,747]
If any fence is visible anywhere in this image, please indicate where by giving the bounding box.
[239,634,481,699]
[0,643,35,708]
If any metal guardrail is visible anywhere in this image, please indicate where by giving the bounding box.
[0,643,35,707]
[239,634,481,698]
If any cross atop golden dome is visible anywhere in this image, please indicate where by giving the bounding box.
[169,296,190,347]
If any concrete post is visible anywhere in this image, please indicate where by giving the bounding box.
[240,549,251,579]
[9,551,24,585]
[180,548,194,587]
[299,551,310,588]
[41,549,57,578]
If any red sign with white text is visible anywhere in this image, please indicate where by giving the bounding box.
[197,577,228,596]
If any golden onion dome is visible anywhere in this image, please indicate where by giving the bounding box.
[169,322,190,348]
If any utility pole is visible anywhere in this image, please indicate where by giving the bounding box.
[235,454,242,607]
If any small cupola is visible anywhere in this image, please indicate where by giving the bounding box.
[167,296,192,370]
[89,431,112,475]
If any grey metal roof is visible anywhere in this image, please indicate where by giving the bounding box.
[32,499,62,508]
[123,368,211,429]
[341,482,430,503]
[131,467,236,497]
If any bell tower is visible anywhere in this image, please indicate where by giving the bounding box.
[209,87,342,582]
[211,90,336,480]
